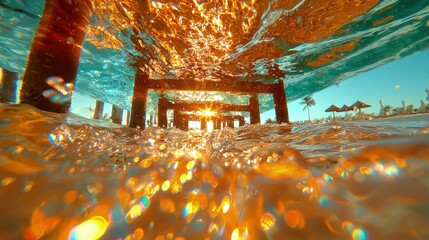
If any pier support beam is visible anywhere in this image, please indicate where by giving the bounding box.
[149,115,155,126]
[157,98,252,130]
[200,117,207,130]
[130,71,149,129]
[172,111,190,131]
[238,116,245,126]
[213,118,221,130]
[157,97,168,128]
[249,95,261,124]
[111,105,123,124]
[20,0,92,113]
[0,69,19,103]
[182,115,189,131]
[226,117,234,128]
[129,77,289,129]
[93,100,104,119]
[173,111,183,130]
[273,80,289,123]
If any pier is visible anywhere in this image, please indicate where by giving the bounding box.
[129,70,289,129]
[17,0,289,130]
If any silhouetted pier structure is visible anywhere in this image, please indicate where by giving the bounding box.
[111,105,124,124]
[130,70,289,129]
[93,100,104,119]
[157,97,249,130]
[20,0,92,113]
[0,69,19,103]
[171,113,245,131]
[93,100,130,125]
[17,1,289,128]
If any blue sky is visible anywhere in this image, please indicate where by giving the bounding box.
[71,49,429,123]
[262,49,429,122]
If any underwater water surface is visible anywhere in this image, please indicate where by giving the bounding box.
[1,0,429,239]
[0,104,429,239]
[1,0,429,111]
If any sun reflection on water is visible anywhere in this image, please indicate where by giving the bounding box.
[0,106,428,239]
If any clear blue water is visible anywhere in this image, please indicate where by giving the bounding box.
[1,1,429,239]
[1,0,429,111]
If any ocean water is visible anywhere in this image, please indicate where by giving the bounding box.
[1,1,429,239]
[1,0,429,111]
[1,104,428,239]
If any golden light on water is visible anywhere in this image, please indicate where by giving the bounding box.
[125,228,144,240]
[161,180,171,191]
[260,213,276,231]
[160,198,176,213]
[1,177,15,186]
[86,0,380,80]
[0,103,428,239]
[221,196,231,214]
[63,190,78,204]
[183,201,199,223]
[125,204,145,223]
[90,0,261,78]
[69,216,108,240]
[231,226,248,240]
[285,210,305,229]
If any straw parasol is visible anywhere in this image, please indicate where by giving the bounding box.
[350,101,371,113]
[340,104,353,114]
[325,104,341,118]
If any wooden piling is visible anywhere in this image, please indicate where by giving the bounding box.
[129,71,149,129]
[273,80,289,123]
[93,100,104,119]
[157,97,168,128]
[0,69,19,103]
[249,95,261,124]
[111,105,123,124]
[20,0,92,113]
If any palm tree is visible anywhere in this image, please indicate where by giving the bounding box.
[300,95,316,121]
[383,105,392,116]
[265,118,275,124]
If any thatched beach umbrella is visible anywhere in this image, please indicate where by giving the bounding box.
[325,104,341,118]
[340,104,353,114]
[350,101,371,113]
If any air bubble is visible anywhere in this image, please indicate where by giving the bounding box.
[42,76,74,104]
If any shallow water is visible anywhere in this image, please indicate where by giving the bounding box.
[1,104,429,239]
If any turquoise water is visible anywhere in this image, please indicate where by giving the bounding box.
[1,1,429,239]
[0,104,428,239]
[1,0,429,112]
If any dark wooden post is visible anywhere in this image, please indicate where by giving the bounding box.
[173,110,182,129]
[272,80,289,123]
[249,95,261,124]
[111,105,123,124]
[226,117,234,128]
[182,114,189,131]
[149,115,154,126]
[0,69,19,103]
[238,116,245,126]
[20,0,92,113]
[130,71,149,128]
[158,97,168,128]
[93,100,104,119]
[213,117,220,130]
[200,117,207,130]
